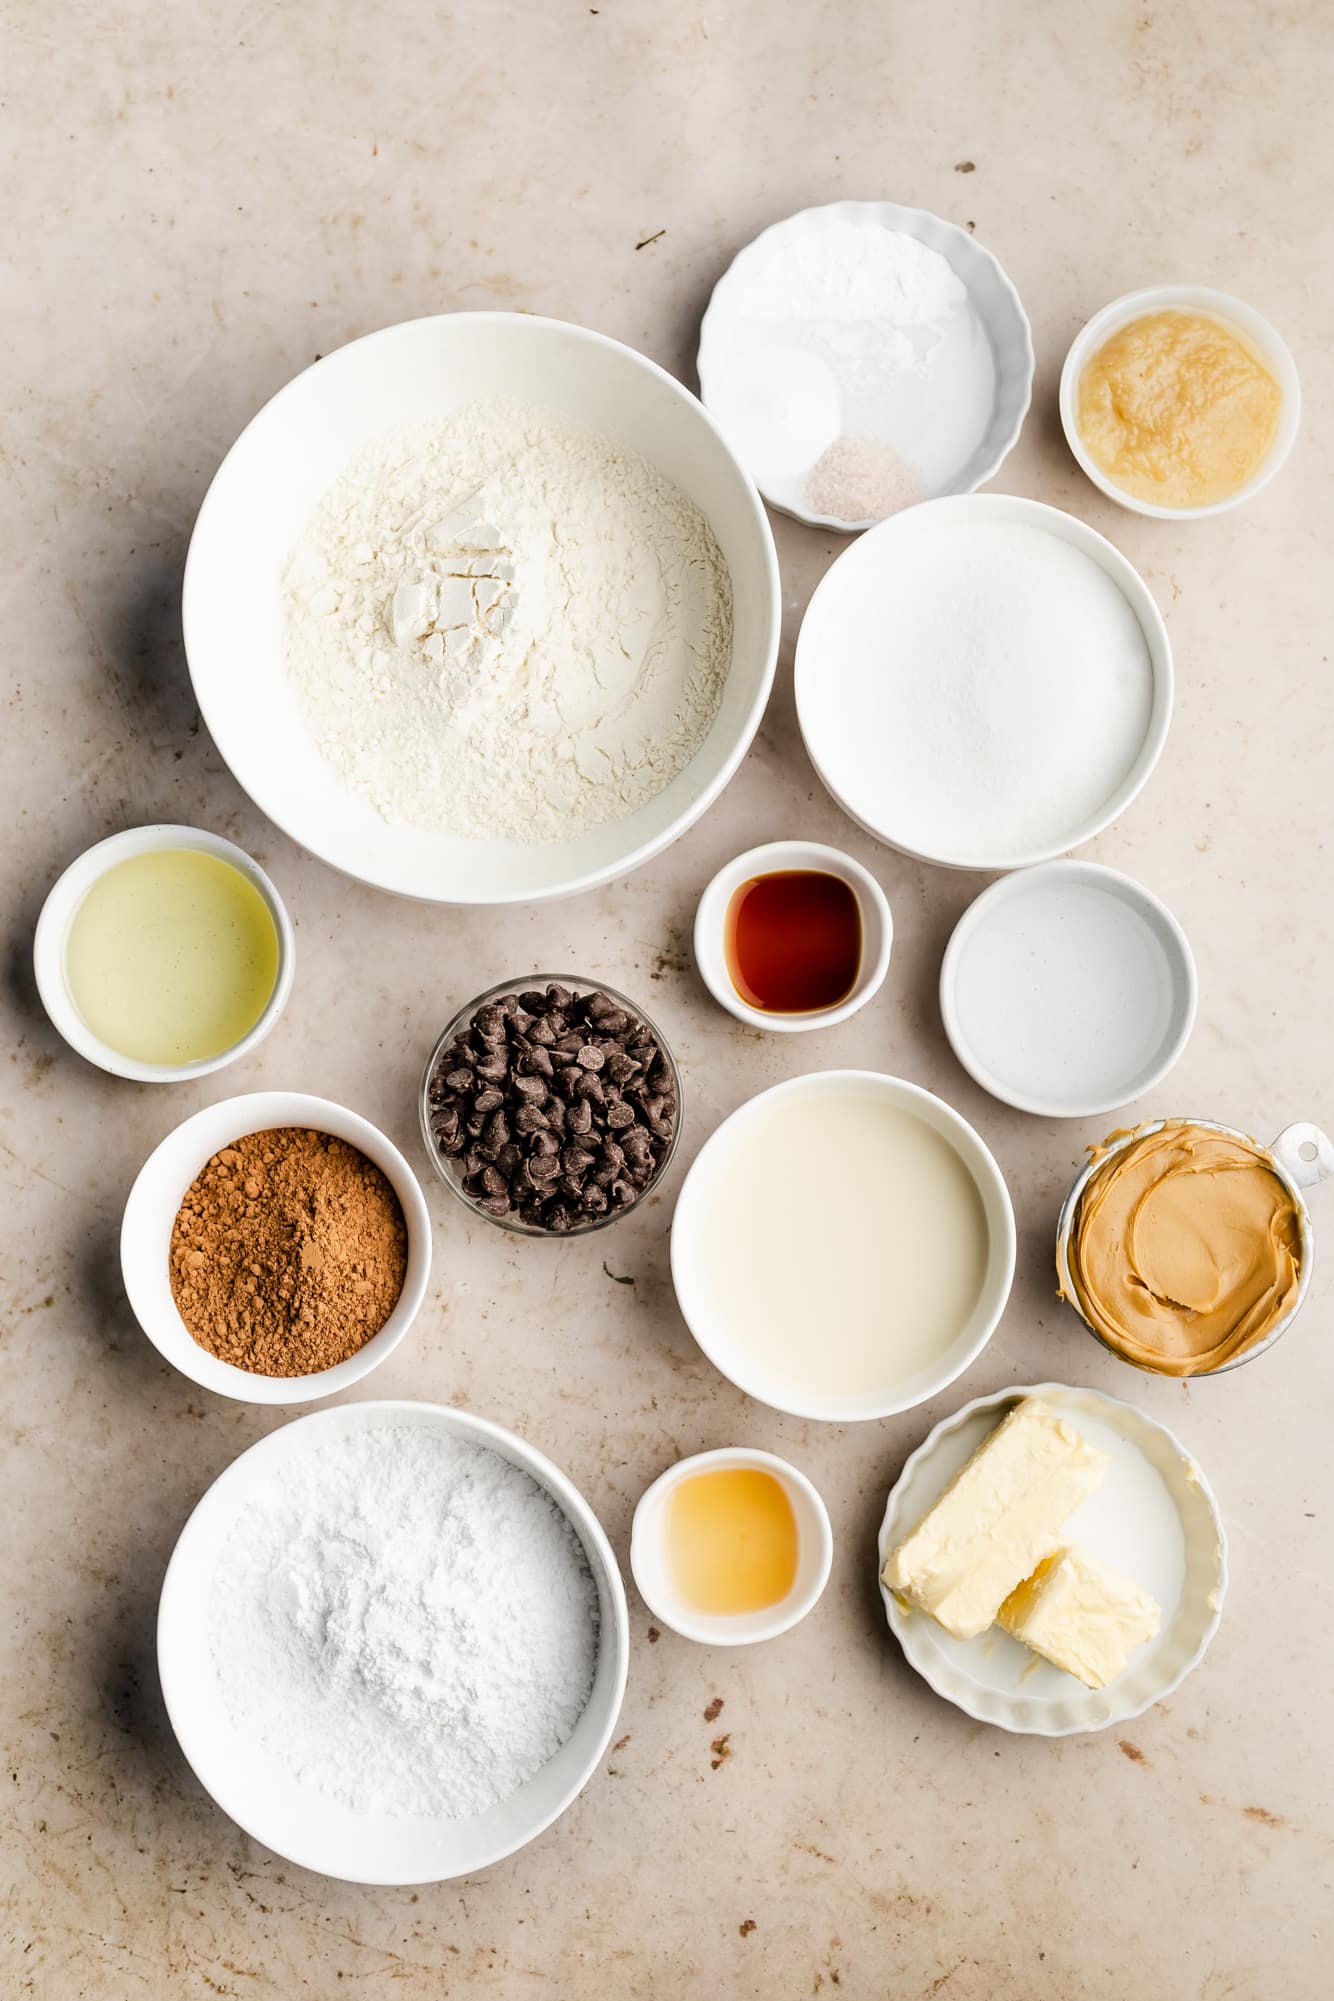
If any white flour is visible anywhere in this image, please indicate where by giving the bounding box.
[284,401,732,843]
[707,218,997,521]
[208,1426,599,1819]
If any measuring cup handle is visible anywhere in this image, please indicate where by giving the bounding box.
[1270,1122,1334,1193]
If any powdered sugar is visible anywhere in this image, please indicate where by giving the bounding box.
[208,1425,599,1820]
[284,401,732,843]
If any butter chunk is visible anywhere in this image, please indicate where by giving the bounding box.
[882,1399,1108,1640]
[998,1546,1160,1689]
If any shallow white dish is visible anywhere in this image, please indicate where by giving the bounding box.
[698,200,1034,531]
[940,861,1197,1118]
[33,824,295,1084]
[121,1091,431,1403]
[630,1446,833,1645]
[670,1070,1015,1422]
[794,493,1173,871]
[157,1399,628,1883]
[878,1381,1226,1735]
[1060,284,1301,520]
[183,312,780,905]
[693,839,892,1033]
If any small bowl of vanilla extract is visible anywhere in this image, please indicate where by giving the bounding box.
[693,839,892,1033]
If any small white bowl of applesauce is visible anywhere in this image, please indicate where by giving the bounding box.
[1060,284,1300,519]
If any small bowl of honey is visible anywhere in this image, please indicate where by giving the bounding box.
[693,839,892,1034]
[630,1446,833,1647]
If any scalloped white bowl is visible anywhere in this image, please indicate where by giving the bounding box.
[878,1382,1226,1735]
[698,199,1034,531]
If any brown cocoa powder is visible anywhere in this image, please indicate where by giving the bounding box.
[169,1127,409,1376]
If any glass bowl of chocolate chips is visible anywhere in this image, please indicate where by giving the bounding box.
[420,977,683,1236]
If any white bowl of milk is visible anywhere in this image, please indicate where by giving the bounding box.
[670,1071,1016,1422]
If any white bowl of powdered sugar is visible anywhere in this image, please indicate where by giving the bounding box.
[183,313,779,904]
[157,1400,628,1884]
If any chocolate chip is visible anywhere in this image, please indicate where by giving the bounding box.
[429,984,679,1232]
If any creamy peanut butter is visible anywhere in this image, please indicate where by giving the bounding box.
[1068,1121,1302,1376]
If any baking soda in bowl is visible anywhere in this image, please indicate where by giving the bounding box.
[672,1076,1002,1419]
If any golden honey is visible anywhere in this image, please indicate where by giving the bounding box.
[667,1467,799,1616]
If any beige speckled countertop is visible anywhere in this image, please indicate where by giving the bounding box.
[3,2,1332,1995]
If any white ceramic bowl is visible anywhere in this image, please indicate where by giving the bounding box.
[630,1446,833,1646]
[33,824,295,1084]
[1060,284,1301,520]
[693,839,892,1033]
[698,199,1034,531]
[183,312,780,905]
[795,492,1173,871]
[878,1382,1227,1735]
[670,1071,1016,1422]
[939,861,1197,1118]
[157,1398,629,1883]
[121,1091,431,1403]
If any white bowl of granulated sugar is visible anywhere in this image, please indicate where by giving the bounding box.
[183,313,780,904]
[157,1399,629,1885]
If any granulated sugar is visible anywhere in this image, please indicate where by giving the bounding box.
[798,517,1156,866]
[208,1425,599,1819]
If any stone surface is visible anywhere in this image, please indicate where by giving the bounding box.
[2,2,1330,1996]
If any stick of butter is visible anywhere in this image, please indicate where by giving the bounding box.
[882,1399,1107,1639]
[998,1546,1161,1689]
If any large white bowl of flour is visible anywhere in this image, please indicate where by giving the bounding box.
[157,1400,629,1884]
[183,314,780,903]
[795,494,1173,871]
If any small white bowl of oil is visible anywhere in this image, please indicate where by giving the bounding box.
[33,824,295,1083]
[630,1447,833,1646]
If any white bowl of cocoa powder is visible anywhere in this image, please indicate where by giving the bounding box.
[121,1091,432,1403]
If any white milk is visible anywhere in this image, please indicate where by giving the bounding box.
[679,1084,990,1414]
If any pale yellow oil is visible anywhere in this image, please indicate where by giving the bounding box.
[65,848,280,1066]
[667,1467,799,1616]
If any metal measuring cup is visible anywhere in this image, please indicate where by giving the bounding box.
[1054,1118,1334,1375]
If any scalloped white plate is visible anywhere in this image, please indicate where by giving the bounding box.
[877,1382,1226,1735]
[698,200,1034,532]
